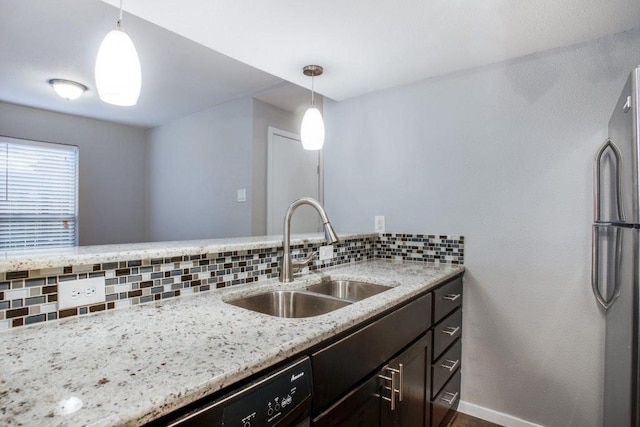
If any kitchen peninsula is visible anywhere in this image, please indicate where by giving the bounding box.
[0,232,464,426]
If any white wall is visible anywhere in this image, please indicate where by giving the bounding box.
[146,97,254,241]
[251,98,300,235]
[324,29,640,426]
[0,102,147,246]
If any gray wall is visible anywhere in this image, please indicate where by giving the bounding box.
[146,97,254,241]
[324,29,640,426]
[251,98,299,235]
[0,96,299,246]
[0,102,147,246]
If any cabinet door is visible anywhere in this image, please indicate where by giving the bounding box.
[312,370,392,427]
[312,293,432,413]
[384,332,432,427]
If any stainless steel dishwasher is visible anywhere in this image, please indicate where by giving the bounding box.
[161,357,312,427]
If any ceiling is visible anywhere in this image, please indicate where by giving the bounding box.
[98,0,640,101]
[2,1,639,128]
[0,0,306,128]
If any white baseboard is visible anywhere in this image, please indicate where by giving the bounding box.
[457,400,545,427]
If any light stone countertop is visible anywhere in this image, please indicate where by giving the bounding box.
[1,259,464,426]
[0,233,377,272]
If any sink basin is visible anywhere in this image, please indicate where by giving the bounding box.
[227,291,351,318]
[306,280,392,302]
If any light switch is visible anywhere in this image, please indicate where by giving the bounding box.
[237,188,247,203]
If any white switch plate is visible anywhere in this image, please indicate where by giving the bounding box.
[58,277,106,310]
[319,245,334,261]
[375,215,386,233]
[237,188,247,203]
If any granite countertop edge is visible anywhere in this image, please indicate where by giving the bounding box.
[1,259,464,426]
[0,232,378,272]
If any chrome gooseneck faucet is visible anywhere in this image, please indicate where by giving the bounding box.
[280,197,339,283]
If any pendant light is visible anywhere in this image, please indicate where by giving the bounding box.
[48,79,88,101]
[300,65,325,150]
[95,0,141,106]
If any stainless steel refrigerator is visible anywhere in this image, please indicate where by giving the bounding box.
[593,65,640,426]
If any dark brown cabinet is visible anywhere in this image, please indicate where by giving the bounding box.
[311,290,434,427]
[312,293,432,414]
[432,340,461,397]
[430,276,463,427]
[384,332,432,427]
[313,332,431,427]
[312,371,390,427]
[432,370,461,427]
[310,273,464,427]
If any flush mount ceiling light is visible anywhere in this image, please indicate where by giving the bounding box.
[95,0,141,106]
[300,65,325,150]
[48,79,88,101]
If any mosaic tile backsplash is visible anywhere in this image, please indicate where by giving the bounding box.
[377,233,464,264]
[0,233,463,330]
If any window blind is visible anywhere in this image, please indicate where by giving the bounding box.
[0,136,78,250]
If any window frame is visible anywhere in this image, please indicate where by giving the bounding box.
[0,135,79,251]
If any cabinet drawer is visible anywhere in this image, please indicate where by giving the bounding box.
[433,308,462,360]
[311,293,432,413]
[431,338,461,398]
[433,276,462,324]
[432,369,461,427]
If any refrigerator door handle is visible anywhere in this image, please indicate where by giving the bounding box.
[591,224,622,311]
[592,225,609,310]
[594,139,625,222]
[613,227,622,306]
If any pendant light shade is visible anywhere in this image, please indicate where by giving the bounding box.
[300,65,325,150]
[301,106,325,150]
[95,1,141,107]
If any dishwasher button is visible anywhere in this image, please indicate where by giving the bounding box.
[282,395,293,408]
[241,414,254,427]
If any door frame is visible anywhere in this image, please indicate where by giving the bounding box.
[266,126,324,235]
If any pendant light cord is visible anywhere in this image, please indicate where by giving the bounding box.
[117,0,124,29]
[311,75,315,106]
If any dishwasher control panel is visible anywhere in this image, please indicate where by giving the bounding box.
[166,357,312,426]
[223,358,312,426]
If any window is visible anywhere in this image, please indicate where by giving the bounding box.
[0,136,78,250]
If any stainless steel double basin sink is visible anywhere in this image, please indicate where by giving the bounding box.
[227,280,392,318]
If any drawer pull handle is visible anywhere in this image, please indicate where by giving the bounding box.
[379,365,401,410]
[440,359,459,372]
[398,363,404,402]
[441,391,459,405]
[443,293,461,301]
[441,326,460,336]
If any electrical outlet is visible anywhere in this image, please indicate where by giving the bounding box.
[375,215,386,233]
[237,189,247,203]
[319,245,334,261]
[58,277,106,310]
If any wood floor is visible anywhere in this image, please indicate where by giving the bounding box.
[446,412,503,427]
